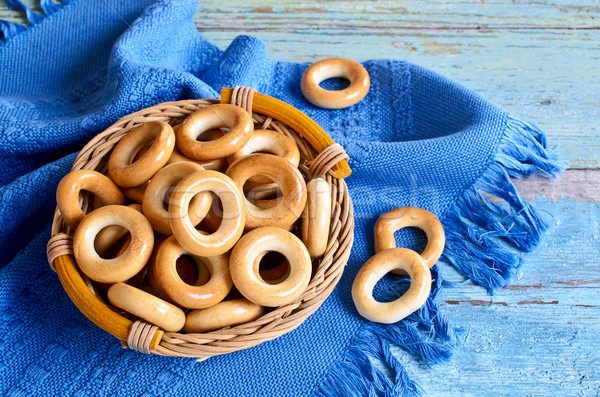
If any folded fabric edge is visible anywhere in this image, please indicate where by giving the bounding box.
[0,0,69,42]
[440,114,564,292]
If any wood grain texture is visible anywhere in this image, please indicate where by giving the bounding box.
[3,1,600,28]
[403,198,600,395]
[1,0,598,167]
[198,1,600,29]
[512,169,600,202]
[1,1,599,395]
[189,1,600,169]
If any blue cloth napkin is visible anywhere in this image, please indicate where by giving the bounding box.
[0,0,561,395]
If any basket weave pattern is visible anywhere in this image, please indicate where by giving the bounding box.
[48,89,354,359]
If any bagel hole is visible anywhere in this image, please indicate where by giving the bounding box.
[131,139,155,163]
[198,194,222,233]
[90,193,104,210]
[254,149,277,156]
[195,259,213,286]
[162,188,173,211]
[94,228,131,259]
[372,273,411,303]
[244,180,283,204]
[195,128,226,142]
[319,77,351,91]
[258,251,290,284]
[259,251,286,271]
[78,190,94,211]
[393,227,427,255]
[175,255,203,285]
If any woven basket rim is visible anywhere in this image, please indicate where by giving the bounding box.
[48,90,354,359]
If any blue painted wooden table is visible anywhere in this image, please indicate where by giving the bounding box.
[2,1,598,395]
[193,4,600,394]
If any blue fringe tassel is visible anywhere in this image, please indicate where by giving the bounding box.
[316,115,562,395]
[378,268,462,346]
[0,19,28,41]
[314,327,424,397]
[1,0,66,42]
[315,269,457,397]
[40,0,63,17]
[441,115,562,291]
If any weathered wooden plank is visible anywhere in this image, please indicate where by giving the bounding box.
[3,0,599,28]
[196,28,599,168]
[1,2,598,167]
[196,0,600,29]
[513,169,600,202]
[400,198,600,395]
[194,2,600,30]
[189,2,600,169]
[1,2,599,395]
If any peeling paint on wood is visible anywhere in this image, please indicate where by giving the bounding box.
[512,170,600,202]
[504,284,542,291]
[445,300,509,306]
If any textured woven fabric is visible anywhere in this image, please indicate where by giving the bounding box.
[0,1,561,396]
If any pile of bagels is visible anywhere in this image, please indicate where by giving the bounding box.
[56,57,446,336]
[57,103,332,333]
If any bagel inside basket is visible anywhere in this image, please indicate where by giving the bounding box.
[47,87,354,359]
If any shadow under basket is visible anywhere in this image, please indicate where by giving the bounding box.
[46,87,355,359]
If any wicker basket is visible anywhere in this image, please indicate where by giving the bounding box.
[46,87,354,359]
